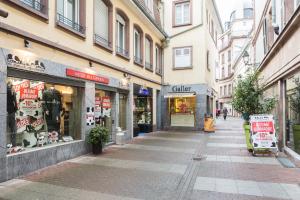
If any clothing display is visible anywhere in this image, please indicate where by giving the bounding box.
[42,88,62,132]
[7,84,18,147]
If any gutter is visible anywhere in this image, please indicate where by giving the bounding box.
[131,0,168,38]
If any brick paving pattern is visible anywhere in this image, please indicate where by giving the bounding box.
[0,117,299,199]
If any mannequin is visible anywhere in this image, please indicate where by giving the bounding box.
[7,81,18,147]
[42,85,62,132]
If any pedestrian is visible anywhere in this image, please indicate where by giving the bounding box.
[223,107,228,120]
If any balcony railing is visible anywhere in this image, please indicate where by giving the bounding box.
[57,13,85,34]
[94,34,111,48]
[116,46,129,58]
[134,56,143,65]
[20,0,45,13]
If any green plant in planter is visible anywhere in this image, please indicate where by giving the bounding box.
[87,125,110,154]
[288,81,300,153]
[232,69,276,152]
[232,70,276,123]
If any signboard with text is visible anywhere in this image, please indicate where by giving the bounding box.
[250,115,277,149]
[66,69,109,84]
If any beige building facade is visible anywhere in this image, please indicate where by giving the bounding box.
[161,0,223,130]
[0,0,166,181]
[252,0,300,158]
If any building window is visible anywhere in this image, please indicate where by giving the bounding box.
[220,86,223,96]
[243,8,253,19]
[8,0,49,19]
[224,85,227,96]
[145,35,153,70]
[221,53,225,64]
[173,47,192,69]
[6,78,82,151]
[228,50,231,62]
[133,24,144,66]
[94,0,113,50]
[116,9,130,59]
[295,0,300,10]
[210,20,214,36]
[229,84,232,95]
[155,45,162,75]
[263,18,268,54]
[56,0,85,35]
[145,0,154,14]
[222,67,225,78]
[174,1,191,26]
[206,50,210,71]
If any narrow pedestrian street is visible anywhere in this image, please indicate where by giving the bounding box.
[1,118,300,200]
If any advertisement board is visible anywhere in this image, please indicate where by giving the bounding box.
[250,115,277,149]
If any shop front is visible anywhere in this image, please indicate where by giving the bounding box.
[162,84,215,131]
[133,84,153,137]
[0,48,130,182]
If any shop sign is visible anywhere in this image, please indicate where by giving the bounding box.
[250,115,277,149]
[102,96,111,108]
[66,69,109,84]
[139,86,150,96]
[172,85,192,93]
[7,53,46,72]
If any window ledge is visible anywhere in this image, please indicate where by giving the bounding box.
[146,67,153,72]
[7,0,49,21]
[94,41,113,53]
[116,52,130,61]
[56,21,86,39]
[173,66,193,70]
[173,23,192,28]
[134,61,144,68]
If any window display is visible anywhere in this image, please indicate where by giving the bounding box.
[6,77,82,154]
[95,90,113,142]
[169,97,196,127]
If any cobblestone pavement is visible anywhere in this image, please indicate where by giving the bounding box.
[1,118,300,200]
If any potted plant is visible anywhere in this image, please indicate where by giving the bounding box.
[288,80,300,153]
[232,69,276,152]
[87,125,109,155]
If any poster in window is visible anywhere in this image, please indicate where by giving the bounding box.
[102,96,111,117]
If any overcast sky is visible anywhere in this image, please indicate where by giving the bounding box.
[215,0,239,27]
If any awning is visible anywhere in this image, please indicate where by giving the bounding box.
[164,93,196,98]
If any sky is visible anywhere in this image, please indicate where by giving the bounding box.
[215,0,240,27]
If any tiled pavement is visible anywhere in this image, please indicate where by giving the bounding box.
[0,118,300,199]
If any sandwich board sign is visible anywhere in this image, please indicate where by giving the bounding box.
[249,115,278,151]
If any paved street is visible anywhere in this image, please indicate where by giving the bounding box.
[1,118,300,200]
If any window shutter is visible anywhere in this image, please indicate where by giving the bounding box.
[175,47,191,68]
[95,0,108,40]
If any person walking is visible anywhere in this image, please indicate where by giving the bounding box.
[223,107,228,120]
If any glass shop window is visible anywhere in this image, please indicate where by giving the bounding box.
[169,97,196,127]
[6,77,82,154]
[95,90,113,142]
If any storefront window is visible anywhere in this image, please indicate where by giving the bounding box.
[6,77,82,153]
[285,74,300,154]
[95,89,113,142]
[119,94,127,131]
[169,97,196,127]
[133,84,153,136]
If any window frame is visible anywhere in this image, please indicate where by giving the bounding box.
[173,46,193,70]
[133,24,144,67]
[56,0,86,38]
[7,0,49,20]
[94,0,113,52]
[145,34,154,71]
[116,8,130,60]
[173,0,192,27]
[155,44,162,75]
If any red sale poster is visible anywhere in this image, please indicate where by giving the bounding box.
[102,97,111,108]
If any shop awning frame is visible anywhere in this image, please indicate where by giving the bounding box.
[164,92,196,98]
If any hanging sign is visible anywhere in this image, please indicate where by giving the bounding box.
[250,115,277,149]
[66,69,109,84]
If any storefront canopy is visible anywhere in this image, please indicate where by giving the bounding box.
[164,93,196,98]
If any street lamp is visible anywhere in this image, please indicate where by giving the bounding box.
[242,51,250,65]
[0,9,9,18]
